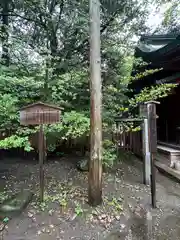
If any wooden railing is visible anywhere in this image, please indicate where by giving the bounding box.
[113,130,142,157]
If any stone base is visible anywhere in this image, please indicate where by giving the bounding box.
[0,190,33,218]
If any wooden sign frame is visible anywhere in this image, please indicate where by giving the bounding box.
[20,102,63,202]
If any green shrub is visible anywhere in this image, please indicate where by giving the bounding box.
[77,139,117,171]
[102,140,117,169]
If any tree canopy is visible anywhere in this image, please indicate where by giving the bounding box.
[0,0,176,166]
[153,0,180,34]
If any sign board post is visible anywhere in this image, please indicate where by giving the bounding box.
[20,102,63,202]
[39,124,44,202]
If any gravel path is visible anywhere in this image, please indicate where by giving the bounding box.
[0,154,180,239]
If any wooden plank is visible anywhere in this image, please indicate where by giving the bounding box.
[127,131,130,151]
[129,132,132,151]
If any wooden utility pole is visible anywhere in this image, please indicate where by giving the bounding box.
[88,0,102,206]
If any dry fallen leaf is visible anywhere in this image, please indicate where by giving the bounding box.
[28,212,33,218]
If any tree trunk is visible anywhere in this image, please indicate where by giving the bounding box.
[1,0,10,66]
[88,0,102,206]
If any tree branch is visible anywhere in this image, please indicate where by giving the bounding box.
[4,12,47,29]
[49,0,58,14]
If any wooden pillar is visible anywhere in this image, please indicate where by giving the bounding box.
[147,101,159,208]
[88,0,102,206]
[130,131,133,152]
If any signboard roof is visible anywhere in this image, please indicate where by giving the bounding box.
[20,102,64,111]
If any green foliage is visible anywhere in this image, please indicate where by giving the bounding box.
[0,66,91,152]
[108,197,123,212]
[0,191,9,204]
[3,217,9,223]
[51,71,89,110]
[77,139,117,171]
[44,111,90,152]
[0,61,176,155]
[129,83,176,107]
[0,0,175,160]
[103,140,117,168]
[130,68,162,83]
[74,202,83,216]
[157,0,180,34]
[0,94,18,129]
[0,135,33,152]
[61,111,90,139]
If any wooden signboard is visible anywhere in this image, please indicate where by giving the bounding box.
[20,102,63,202]
[20,102,63,126]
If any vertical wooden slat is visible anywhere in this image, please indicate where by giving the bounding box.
[134,132,136,153]
[138,131,141,156]
[133,132,135,154]
[127,131,129,151]
[126,131,129,151]
[135,131,138,155]
[123,131,125,151]
[124,131,126,150]
[120,132,122,149]
[140,130,143,156]
[136,131,139,155]
[137,131,140,155]
[132,131,134,153]
[130,131,133,152]
[138,131,140,155]
[127,131,130,151]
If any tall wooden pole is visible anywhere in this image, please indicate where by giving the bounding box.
[146,101,159,208]
[88,0,102,206]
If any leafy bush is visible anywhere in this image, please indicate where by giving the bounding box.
[45,111,90,152]
[0,111,90,153]
[0,135,33,152]
[129,83,176,107]
[102,140,117,169]
[0,63,176,159]
[77,139,117,171]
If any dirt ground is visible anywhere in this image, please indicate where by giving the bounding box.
[1,153,180,240]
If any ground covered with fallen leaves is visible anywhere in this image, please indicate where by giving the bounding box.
[1,153,180,239]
